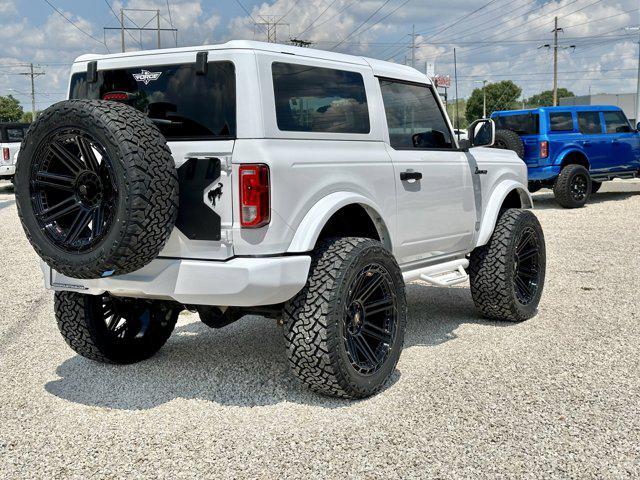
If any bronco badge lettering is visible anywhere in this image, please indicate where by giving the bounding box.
[133,70,162,85]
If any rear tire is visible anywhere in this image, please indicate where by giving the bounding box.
[591,181,602,194]
[493,129,525,159]
[54,291,179,364]
[553,164,591,208]
[469,209,546,322]
[283,237,407,399]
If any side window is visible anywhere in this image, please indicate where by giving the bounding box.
[271,62,370,134]
[603,111,631,133]
[549,112,574,132]
[577,112,602,134]
[378,79,453,149]
[6,128,26,142]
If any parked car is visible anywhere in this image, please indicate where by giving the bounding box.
[14,41,546,399]
[0,122,29,182]
[491,106,640,208]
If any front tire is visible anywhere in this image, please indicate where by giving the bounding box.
[469,209,546,322]
[54,291,179,364]
[553,164,591,208]
[283,237,407,399]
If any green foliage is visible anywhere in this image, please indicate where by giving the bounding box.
[525,88,575,108]
[20,111,40,123]
[446,98,468,129]
[0,95,24,122]
[465,80,522,122]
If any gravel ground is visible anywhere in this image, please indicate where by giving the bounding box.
[0,178,639,479]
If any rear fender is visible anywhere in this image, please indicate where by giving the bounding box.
[553,147,590,168]
[287,192,392,253]
[474,180,532,248]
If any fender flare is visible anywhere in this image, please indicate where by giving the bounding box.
[287,192,392,253]
[553,147,590,168]
[474,180,533,248]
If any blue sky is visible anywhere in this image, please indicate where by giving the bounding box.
[0,0,638,112]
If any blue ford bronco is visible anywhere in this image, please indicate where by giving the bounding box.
[491,105,640,208]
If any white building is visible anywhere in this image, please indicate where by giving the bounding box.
[560,93,637,123]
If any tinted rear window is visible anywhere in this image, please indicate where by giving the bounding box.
[272,62,370,134]
[494,113,539,135]
[69,62,236,140]
[577,112,602,134]
[549,112,574,131]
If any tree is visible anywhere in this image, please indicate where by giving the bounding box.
[0,95,24,122]
[446,98,468,129]
[525,88,575,108]
[20,111,40,123]
[465,80,522,123]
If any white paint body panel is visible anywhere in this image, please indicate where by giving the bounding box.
[0,142,20,179]
[46,41,530,307]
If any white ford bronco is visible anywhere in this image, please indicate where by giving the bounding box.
[15,41,546,399]
[0,122,28,182]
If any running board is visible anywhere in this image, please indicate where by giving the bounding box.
[402,258,469,286]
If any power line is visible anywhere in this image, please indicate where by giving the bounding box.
[332,0,394,50]
[103,0,142,49]
[297,0,340,37]
[42,0,109,52]
[166,0,178,45]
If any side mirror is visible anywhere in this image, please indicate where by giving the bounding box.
[636,121,640,132]
[466,118,495,148]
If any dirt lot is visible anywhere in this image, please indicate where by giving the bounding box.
[1,179,639,479]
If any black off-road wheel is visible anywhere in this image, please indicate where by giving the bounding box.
[283,237,407,399]
[591,181,602,194]
[493,129,525,159]
[553,164,591,208]
[469,209,546,322]
[54,291,180,364]
[15,100,178,279]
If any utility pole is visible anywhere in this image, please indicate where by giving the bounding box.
[454,48,460,138]
[552,16,560,106]
[120,9,125,53]
[410,24,416,68]
[105,8,177,52]
[625,26,640,125]
[538,19,574,107]
[18,64,45,121]
[254,15,289,43]
[157,10,161,49]
[475,80,488,117]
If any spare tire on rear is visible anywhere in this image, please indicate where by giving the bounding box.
[493,129,525,159]
[15,100,178,279]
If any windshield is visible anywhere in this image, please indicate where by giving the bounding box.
[69,61,236,140]
[494,113,540,135]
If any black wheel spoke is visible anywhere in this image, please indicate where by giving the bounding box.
[361,322,391,343]
[107,314,121,331]
[50,142,84,174]
[518,245,538,262]
[64,209,92,244]
[34,172,74,192]
[76,135,100,172]
[515,273,532,298]
[354,335,378,366]
[92,207,104,236]
[41,197,80,223]
[357,274,384,302]
[363,296,394,317]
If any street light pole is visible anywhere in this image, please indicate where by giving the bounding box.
[626,26,640,124]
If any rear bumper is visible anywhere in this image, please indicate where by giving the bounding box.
[43,255,312,307]
[0,165,15,178]
[527,165,560,181]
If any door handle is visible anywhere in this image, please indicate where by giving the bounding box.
[400,171,422,181]
[581,140,591,146]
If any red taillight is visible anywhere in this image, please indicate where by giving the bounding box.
[540,141,549,159]
[2,148,9,162]
[239,164,270,228]
[103,91,129,102]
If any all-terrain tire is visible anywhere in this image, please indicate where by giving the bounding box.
[493,129,525,159]
[15,100,178,279]
[469,209,546,322]
[54,291,179,364]
[283,237,407,399]
[553,164,591,208]
[591,181,602,194]
[528,182,542,193]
